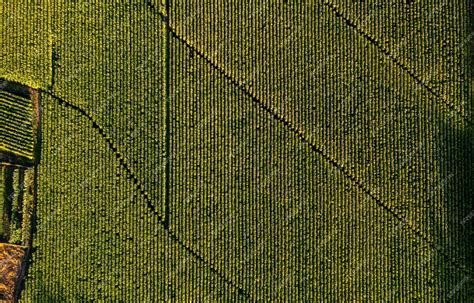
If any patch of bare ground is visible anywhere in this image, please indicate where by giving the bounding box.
[0,243,27,302]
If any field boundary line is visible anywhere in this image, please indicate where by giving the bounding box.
[165,228,251,299]
[320,0,471,125]
[44,91,163,221]
[166,26,472,278]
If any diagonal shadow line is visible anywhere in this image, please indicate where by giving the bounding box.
[44,91,162,221]
[167,25,472,277]
[165,228,250,298]
[44,91,251,298]
[320,0,472,126]
[155,5,470,127]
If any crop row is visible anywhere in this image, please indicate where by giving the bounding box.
[0,92,32,111]
[166,36,474,300]
[0,167,4,238]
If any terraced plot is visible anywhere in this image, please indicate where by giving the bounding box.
[0,91,34,161]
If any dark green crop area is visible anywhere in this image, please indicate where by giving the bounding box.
[1,0,473,301]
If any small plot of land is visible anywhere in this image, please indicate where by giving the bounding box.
[0,243,27,302]
[0,90,34,161]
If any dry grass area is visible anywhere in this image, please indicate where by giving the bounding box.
[0,244,27,302]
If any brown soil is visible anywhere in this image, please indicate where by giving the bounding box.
[0,244,27,302]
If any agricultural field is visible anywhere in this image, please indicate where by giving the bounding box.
[19,94,245,301]
[0,167,3,238]
[0,0,473,301]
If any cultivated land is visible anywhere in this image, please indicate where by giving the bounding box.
[19,94,246,301]
[0,243,27,302]
[0,91,34,161]
[0,0,473,301]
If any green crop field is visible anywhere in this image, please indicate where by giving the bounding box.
[0,0,473,301]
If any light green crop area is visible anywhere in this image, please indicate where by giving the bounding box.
[48,1,167,215]
[0,0,472,301]
[0,0,52,89]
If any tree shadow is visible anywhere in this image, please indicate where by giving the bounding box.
[438,1,474,300]
[0,80,29,99]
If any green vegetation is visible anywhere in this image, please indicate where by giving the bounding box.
[0,0,52,89]
[0,165,32,249]
[169,1,473,299]
[0,165,35,246]
[0,0,472,301]
[332,0,471,114]
[19,94,246,301]
[0,91,34,160]
[49,1,167,216]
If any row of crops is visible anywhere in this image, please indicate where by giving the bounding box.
[167,32,474,299]
[0,78,36,299]
[328,0,471,116]
[47,1,168,217]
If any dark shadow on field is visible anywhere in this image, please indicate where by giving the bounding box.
[1,166,14,242]
[439,1,474,300]
[0,80,29,99]
[0,79,36,168]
